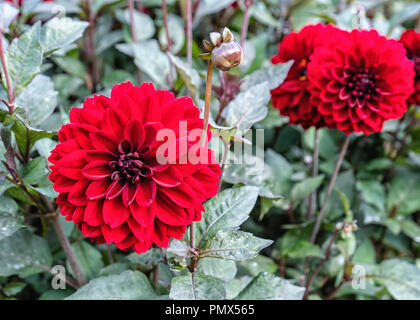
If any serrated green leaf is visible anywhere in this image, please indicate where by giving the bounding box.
[291,175,324,208]
[169,272,226,300]
[15,74,58,127]
[379,259,420,300]
[2,22,43,96]
[0,229,52,277]
[40,17,88,54]
[236,273,304,300]
[67,241,104,281]
[0,195,23,241]
[198,257,237,282]
[67,270,156,300]
[203,230,273,261]
[195,186,259,247]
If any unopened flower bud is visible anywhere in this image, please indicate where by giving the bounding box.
[212,41,243,71]
[201,27,244,71]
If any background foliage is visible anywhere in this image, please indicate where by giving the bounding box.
[0,0,420,300]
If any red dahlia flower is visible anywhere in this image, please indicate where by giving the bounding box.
[270,24,344,129]
[5,0,53,6]
[49,82,220,254]
[400,30,420,106]
[308,29,414,135]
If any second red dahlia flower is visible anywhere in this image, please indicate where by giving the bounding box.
[270,24,345,129]
[49,82,220,254]
[308,29,414,135]
[400,30,420,106]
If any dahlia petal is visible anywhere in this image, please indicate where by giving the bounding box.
[160,182,198,208]
[58,166,84,180]
[141,93,162,124]
[81,223,102,237]
[71,206,85,223]
[166,225,187,239]
[84,200,105,226]
[162,97,189,129]
[82,161,112,180]
[57,150,86,168]
[105,178,127,200]
[151,219,170,247]
[152,166,183,187]
[132,240,152,254]
[67,179,89,206]
[122,183,139,207]
[115,234,137,250]
[127,217,154,241]
[355,106,372,120]
[103,199,130,228]
[153,194,192,226]
[90,131,119,154]
[86,151,115,163]
[86,179,109,200]
[136,179,156,207]
[102,108,127,140]
[124,120,145,151]
[54,175,77,193]
[101,224,130,244]
[130,201,155,226]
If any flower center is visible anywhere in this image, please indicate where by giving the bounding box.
[109,141,152,184]
[345,68,378,101]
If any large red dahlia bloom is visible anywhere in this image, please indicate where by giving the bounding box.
[400,30,420,106]
[270,24,344,129]
[308,29,414,135]
[49,82,220,254]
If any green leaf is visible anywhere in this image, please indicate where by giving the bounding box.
[2,22,43,96]
[280,228,323,259]
[40,17,88,54]
[67,270,156,300]
[193,0,236,24]
[241,61,293,92]
[389,3,420,30]
[379,259,420,300]
[0,195,23,241]
[357,180,386,213]
[195,186,259,247]
[291,175,324,208]
[159,14,185,54]
[239,255,278,277]
[235,273,304,300]
[169,272,226,300]
[203,230,273,261]
[387,168,420,215]
[116,9,155,41]
[225,82,271,132]
[167,53,201,104]
[127,247,164,272]
[67,241,104,281]
[3,282,26,297]
[0,110,56,159]
[198,257,237,282]
[0,2,19,31]
[0,229,52,277]
[399,219,420,243]
[52,56,87,79]
[125,40,171,89]
[21,157,47,185]
[15,74,58,127]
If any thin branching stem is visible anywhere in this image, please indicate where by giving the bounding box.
[306,129,319,218]
[310,134,351,243]
[128,0,142,83]
[0,28,15,114]
[186,0,193,65]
